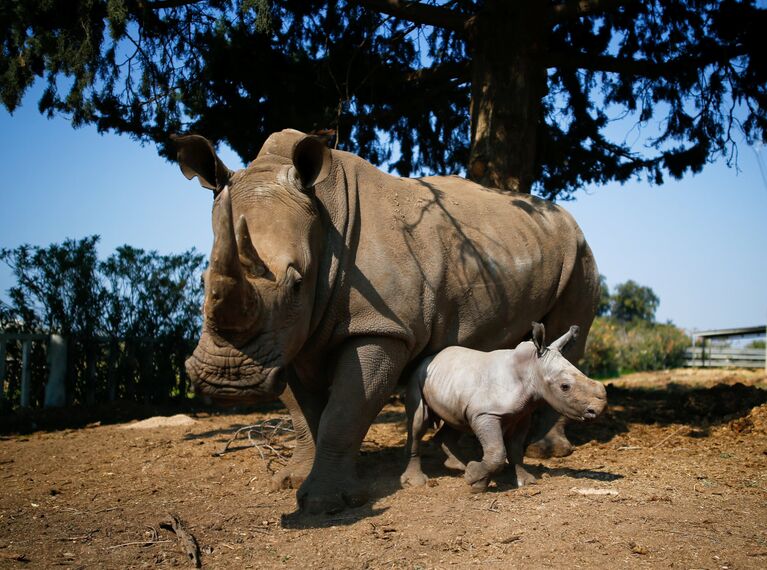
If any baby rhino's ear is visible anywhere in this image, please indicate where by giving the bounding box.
[550,325,580,353]
[531,322,546,356]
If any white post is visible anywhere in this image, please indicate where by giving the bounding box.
[0,340,6,403]
[20,340,32,408]
[44,334,67,408]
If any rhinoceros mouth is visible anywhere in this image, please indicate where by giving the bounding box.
[185,334,286,402]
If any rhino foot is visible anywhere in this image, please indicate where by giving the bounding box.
[443,455,466,471]
[525,437,573,459]
[514,465,538,488]
[270,458,313,490]
[400,468,429,488]
[296,475,368,515]
[464,461,491,493]
[526,412,573,458]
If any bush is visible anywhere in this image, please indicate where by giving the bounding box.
[0,237,205,408]
[581,317,690,377]
[579,317,621,377]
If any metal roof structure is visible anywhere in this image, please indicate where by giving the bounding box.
[690,325,766,339]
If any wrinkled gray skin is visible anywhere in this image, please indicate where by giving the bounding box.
[401,323,607,492]
[173,129,601,514]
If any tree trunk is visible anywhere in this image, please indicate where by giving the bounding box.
[467,0,547,193]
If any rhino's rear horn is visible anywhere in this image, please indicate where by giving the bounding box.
[235,215,266,277]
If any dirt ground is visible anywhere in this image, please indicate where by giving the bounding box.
[1,368,766,569]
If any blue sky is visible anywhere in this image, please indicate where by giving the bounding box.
[1,87,765,333]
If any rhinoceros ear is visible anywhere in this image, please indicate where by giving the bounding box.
[531,322,546,357]
[172,134,232,193]
[550,325,580,353]
[292,135,331,190]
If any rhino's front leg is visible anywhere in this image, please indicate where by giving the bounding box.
[505,415,537,488]
[464,414,506,493]
[272,374,327,490]
[297,337,408,515]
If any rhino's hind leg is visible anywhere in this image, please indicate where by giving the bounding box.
[400,377,430,488]
[505,415,537,487]
[271,377,326,490]
[432,425,466,471]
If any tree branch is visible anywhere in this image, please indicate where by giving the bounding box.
[546,46,749,78]
[549,0,629,22]
[405,60,470,84]
[348,0,469,32]
[141,0,205,9]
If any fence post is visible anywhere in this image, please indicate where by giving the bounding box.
[44,334,67,408]
[20,339,32,408]
[0,340,6,403]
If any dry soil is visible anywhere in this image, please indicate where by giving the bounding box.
[1,368,766,569]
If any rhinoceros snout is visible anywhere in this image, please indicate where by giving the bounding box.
[185,336,286,404]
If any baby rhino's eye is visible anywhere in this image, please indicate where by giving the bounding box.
[560,383,571,392]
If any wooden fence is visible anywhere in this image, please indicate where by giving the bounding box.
[684,347,766,369]
[0,333,64,408]
[0,332,194,410]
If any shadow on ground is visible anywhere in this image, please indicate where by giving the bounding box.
[0,398,286,435]
[568,381,767,446]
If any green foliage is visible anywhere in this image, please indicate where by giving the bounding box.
[610,280,660,323]
[1,1,764,199]
[581,317,690,378]
[596,274,610,317]
[0,237,205,407]
[579,317,620,377]
[746,339,766,349]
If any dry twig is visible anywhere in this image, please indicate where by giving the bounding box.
[161,513,202,568]
[106,540,171,549]
[653,427,686,448]
[213,419,294,471]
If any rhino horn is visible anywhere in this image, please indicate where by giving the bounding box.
[235,214,265,277]
[550,325,580,353]
[207,186,260,330]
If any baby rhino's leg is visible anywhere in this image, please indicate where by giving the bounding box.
[432,425,466,471]
[506,415,537,488]
[400,379,430,488]
[464,415,506,493]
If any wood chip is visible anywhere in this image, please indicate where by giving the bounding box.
[0,551,28,562]
[570,487,619,496]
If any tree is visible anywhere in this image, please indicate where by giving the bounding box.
[610,279,659,322]
[596,273,610,316]
[1,1,765,198]
[0,237,205,406]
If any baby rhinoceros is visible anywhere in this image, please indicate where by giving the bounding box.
[401,322,607,493]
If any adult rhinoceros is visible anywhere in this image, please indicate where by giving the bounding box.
[174,129,600,514]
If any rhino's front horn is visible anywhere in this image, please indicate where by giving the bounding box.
[207,186,260,331]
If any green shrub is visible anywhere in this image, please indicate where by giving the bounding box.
[580,318,620,377]
[581,317,689,377]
